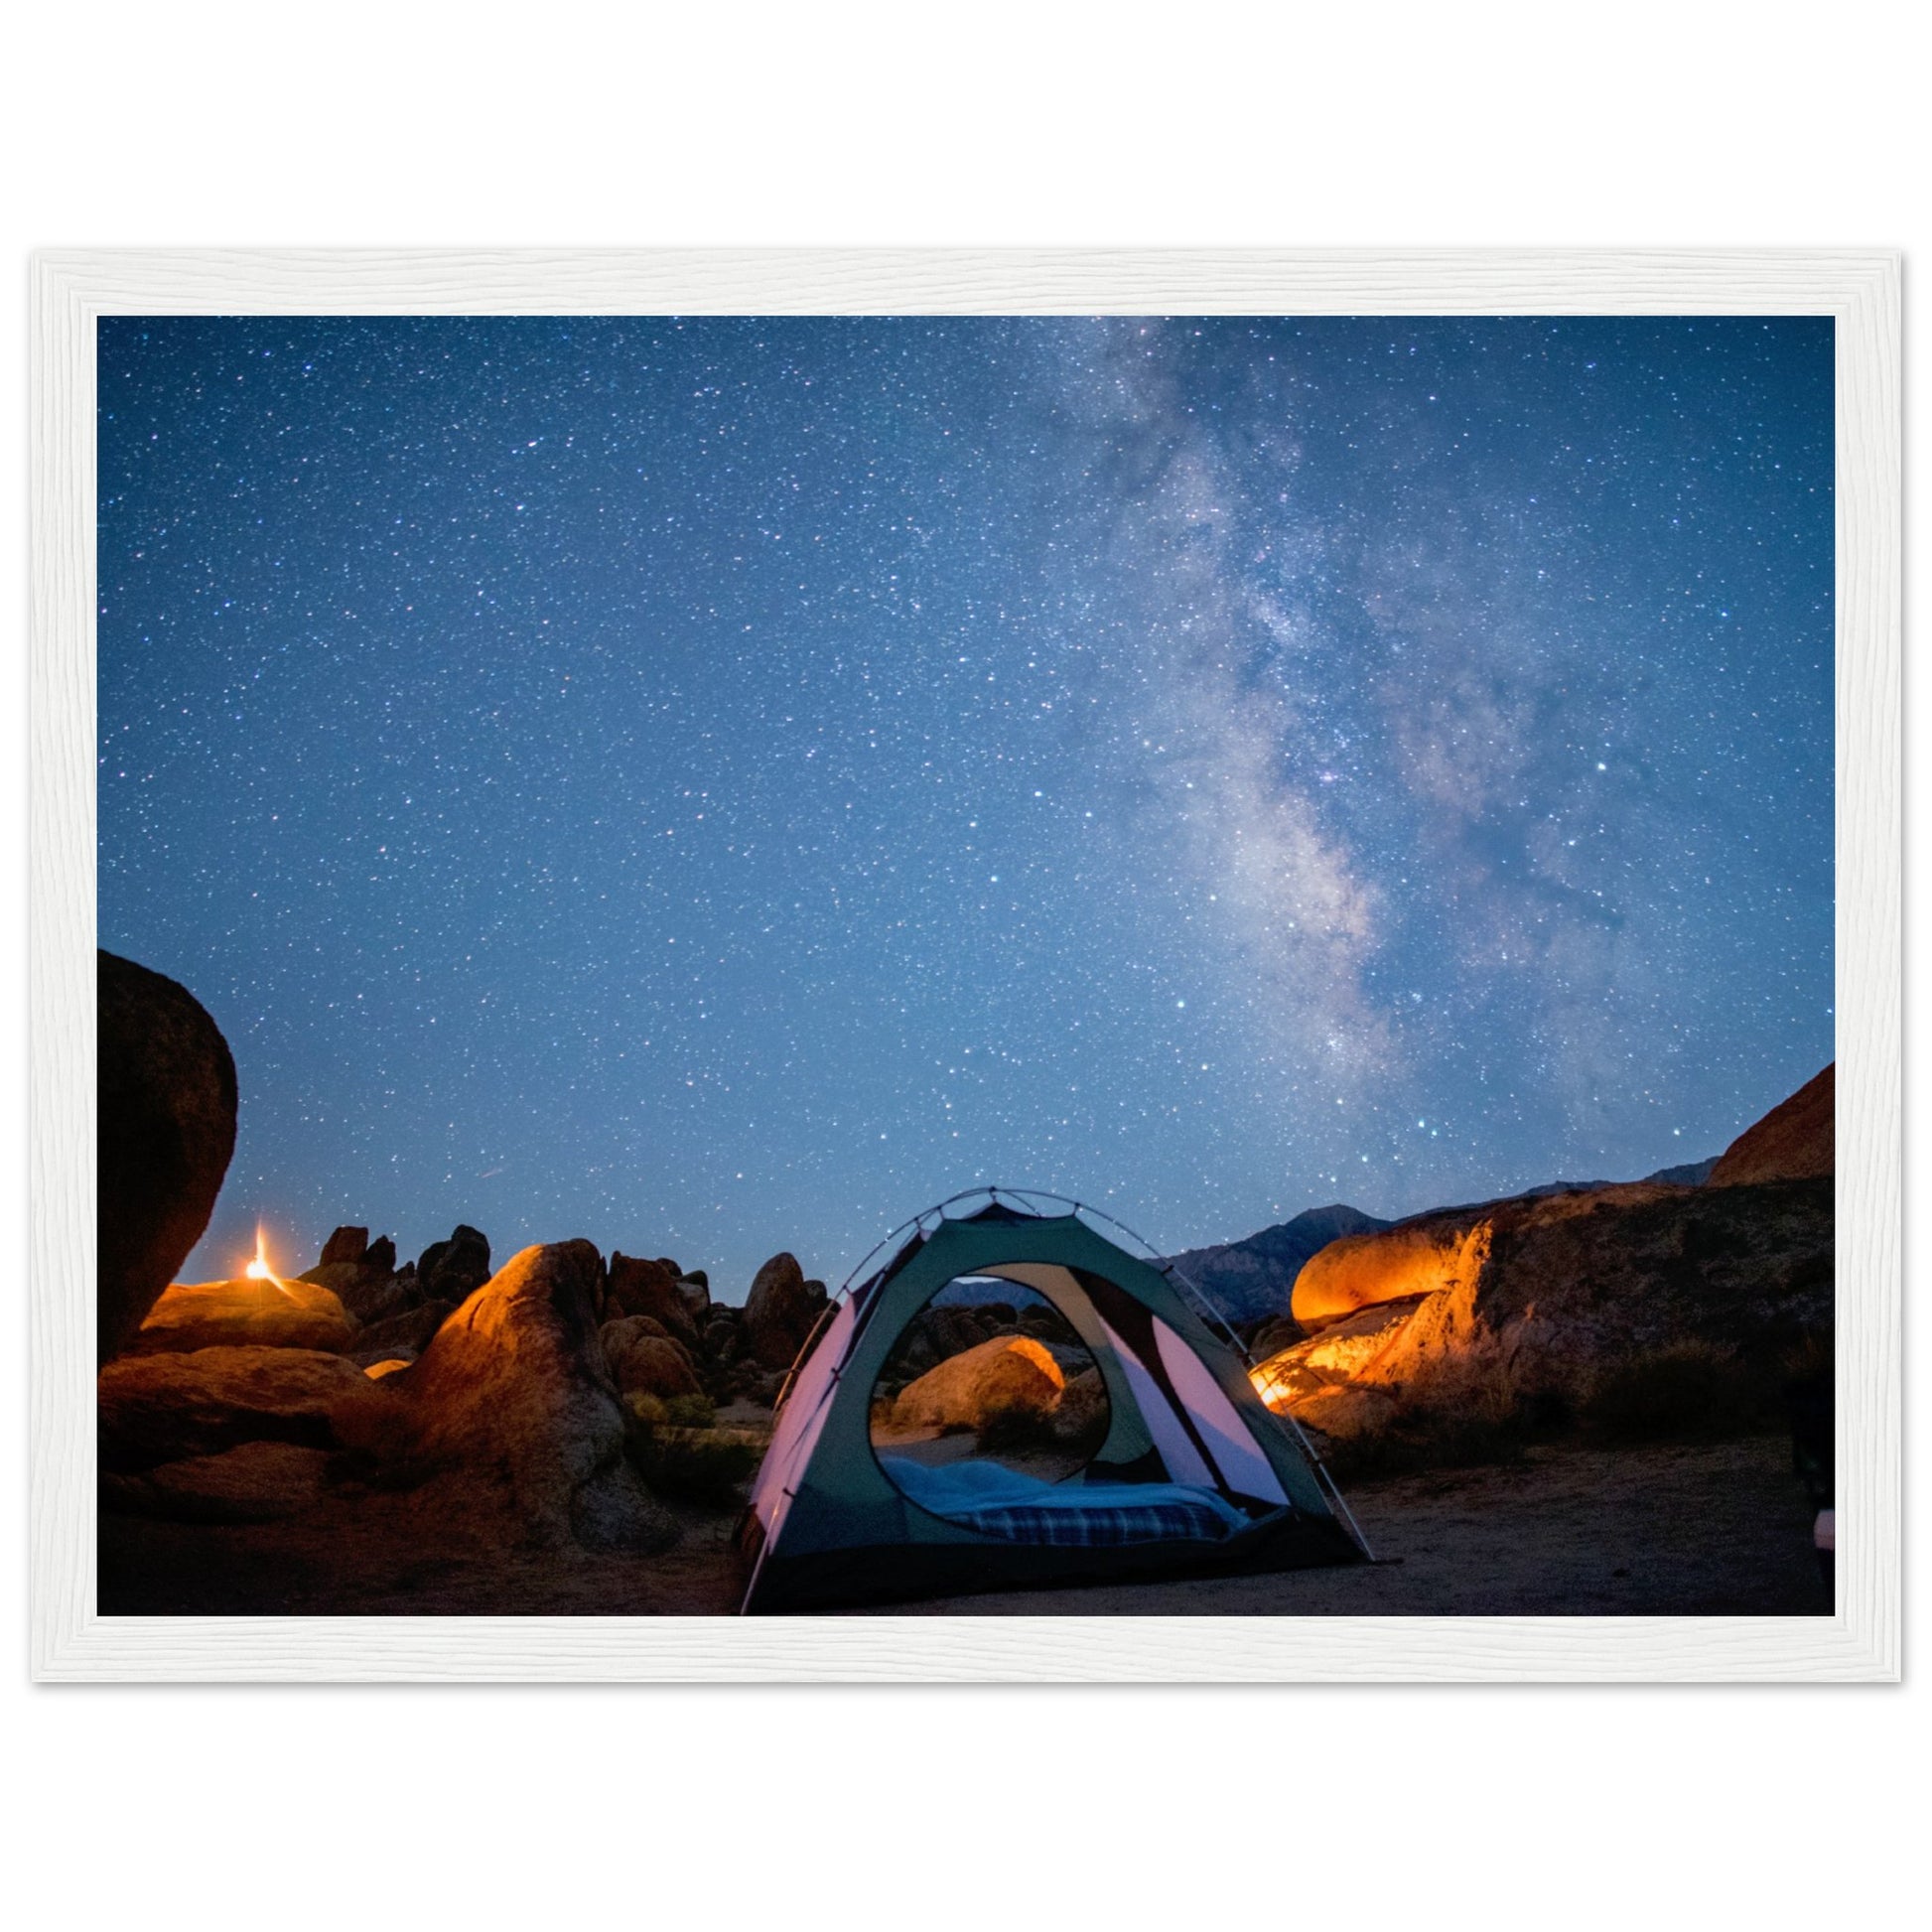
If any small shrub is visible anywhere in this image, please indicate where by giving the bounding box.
[1580,1340,1762,1445]
[662,1391,716,1430]
[628,1428,762,1508]
[1317,1340,1559,1479]
[624,1389,754,1506]
[975,1398,1061,1453]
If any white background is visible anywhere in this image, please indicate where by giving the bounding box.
[3,4,1921,1926]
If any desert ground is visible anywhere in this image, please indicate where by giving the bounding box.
[99,1431,1826,1619]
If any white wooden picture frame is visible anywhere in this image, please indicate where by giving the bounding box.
[30,248,1899,1681]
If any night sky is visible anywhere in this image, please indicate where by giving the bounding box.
[97,316,1834,1298]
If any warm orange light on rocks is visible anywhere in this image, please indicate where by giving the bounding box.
[1248,1358,1297,1412]
[1291,1220,1493,1325]
[242,1225,294,1299]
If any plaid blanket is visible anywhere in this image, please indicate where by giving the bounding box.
[944,1493,1239,1547]
[880,1453,1247,1546]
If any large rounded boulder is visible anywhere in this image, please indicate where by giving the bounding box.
[889,1334,1066,1434]
[97,1344,395,1472]
[600,1316,703,1400]
[96,950,238,1361]
[1292,1220,1491,1328]
[744,1252,822,1370]
[388,1241,677,1553]
[606,1253,699,1344]
[130,1275,359,1355]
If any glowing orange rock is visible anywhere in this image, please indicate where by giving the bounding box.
[888,1334,1065,1434]
[1291,1220,1492,1327]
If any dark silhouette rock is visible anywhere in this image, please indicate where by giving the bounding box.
[346,1298,454,1367]
[319,1226,368,1268]
[1018,1303,1077,1346]
[363,1235,397,1276]
[1251,1314,1302,1361]
[130,1276,358,1356]
[386,1242,677,1553]
[298,1260,410,1326]
[97,950,239,1361]
[607,1253,699,1344]
[339,1272,414,1327]
[101,1442,333,1523]
[417,1225,491,1306]
[98,1345,395,1472]
[1709,1063,1834,1187]
[744,1252,818,1369]
[1053,1366,1108,1446]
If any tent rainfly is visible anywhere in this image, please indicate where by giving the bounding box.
[740,1191,1371,1613]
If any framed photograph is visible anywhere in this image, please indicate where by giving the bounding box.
[32,248,1898,1680]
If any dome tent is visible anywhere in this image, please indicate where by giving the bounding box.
[740,1189,1371,1613]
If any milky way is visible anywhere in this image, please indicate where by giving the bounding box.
[97,316,1834,1296]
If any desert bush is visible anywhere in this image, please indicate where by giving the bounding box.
[627,1425,762,1507]
[976,1397,1064,1454]
[1579,1339,1768,1445]
[662,1391,717,1430]
[624,1390,756,1505]
[1317,1340,1563,1479]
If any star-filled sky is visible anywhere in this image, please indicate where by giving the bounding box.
[98,315,1834,1298]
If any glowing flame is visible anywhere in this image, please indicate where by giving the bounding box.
[242,1225,294,1299]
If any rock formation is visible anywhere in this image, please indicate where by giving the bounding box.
[743,1251,823,1369]
[98,1345,396,1471]
[346,1298,454,1367]
[382,1241,677,1552]
[416,1224,492,1306]
[607,1253,699,1344]
[1709,1062,1834,1186]
[319,1225,369,1267]
[129,1276,359,1355]
[1255,1079,1833,1445]
[101,1440,335,1525]
[600,1316,704,1399]
[1292,1219,1493,1327]
[96,950,238,1360]
[890,1334,1066,1433]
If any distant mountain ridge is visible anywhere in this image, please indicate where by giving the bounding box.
[1164,1204,1392,1324]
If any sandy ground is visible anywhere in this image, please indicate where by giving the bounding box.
[872,1436,1831,1616]
[97,1433,1828,1618]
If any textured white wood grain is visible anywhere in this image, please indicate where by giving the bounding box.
[31,250,1899,1681]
